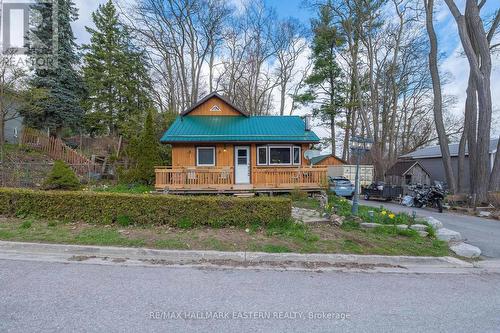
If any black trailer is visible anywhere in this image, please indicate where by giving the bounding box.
[363,182,403,201]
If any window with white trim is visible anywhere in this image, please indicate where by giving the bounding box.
[293,146,301,165]
[257,146,267,165]
[196,147,215,166]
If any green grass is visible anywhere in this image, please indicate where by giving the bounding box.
[74,229,145,247]
[290,195,321,210]
[0,214,450,257]
[155,239,189,249]
[265,220,319,242]
[20,220,33,229]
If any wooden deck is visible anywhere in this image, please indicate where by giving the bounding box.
[155,166,328,193]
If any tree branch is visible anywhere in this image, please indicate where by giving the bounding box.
[487,9,500,44]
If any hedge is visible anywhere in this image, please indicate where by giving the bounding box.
[0,188,291,227]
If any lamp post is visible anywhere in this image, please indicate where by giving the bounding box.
[350,135,373,215]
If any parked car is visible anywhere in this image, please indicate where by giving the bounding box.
[329,176,355,199]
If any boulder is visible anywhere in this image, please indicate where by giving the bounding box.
[329,214,344,227]
[426,217,443,230]
[450,242,481,258]
[360,222,382,229]
[409,224,428,231]
[418,231,428,237]
[478,211,491,218]
[436,228,463,242]
[396,224,408,230]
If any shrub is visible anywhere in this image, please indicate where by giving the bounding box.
[43,160,81,190]
[20,219,32,229]
[0,188,292,227]
[116,215,132,227]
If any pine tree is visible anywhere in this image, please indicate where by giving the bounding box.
[295,1,345,154]
[124,110,161,185]
[22,0,84,136]
[82,0,152,137]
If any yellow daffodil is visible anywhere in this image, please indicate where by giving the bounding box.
[381,210,387,216]
[388,213,395,219]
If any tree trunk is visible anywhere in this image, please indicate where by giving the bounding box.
[424,0,457,193]
[444,0,493,202]
[330,114,336,156]
[490,137,500,191]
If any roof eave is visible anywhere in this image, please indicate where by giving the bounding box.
[179,92,249,117]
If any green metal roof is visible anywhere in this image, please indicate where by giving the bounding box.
[309,154,347,165]
[161,115,320,143]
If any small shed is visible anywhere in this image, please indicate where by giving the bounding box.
[309,154,347,166]
[385,160,431,186]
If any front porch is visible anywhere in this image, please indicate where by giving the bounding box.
[154,166,328,194]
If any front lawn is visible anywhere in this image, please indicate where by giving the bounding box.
[0,216,449,256]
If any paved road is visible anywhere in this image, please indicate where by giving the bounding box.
[360,199,500,258]
[1,259,499,333]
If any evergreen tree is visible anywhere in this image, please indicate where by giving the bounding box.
[124,110,161,185]
[82,0,152,137]
[295,1,345,154]
[21,0,84,136]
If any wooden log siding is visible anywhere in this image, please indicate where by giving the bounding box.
[21,128,97,175]
[155,166,328,190]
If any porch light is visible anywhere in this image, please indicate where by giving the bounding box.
[350,135,374,215]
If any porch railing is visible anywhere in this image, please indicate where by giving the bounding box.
[155,166,328,190]
[253,166,328,188]
[155,167,234,189]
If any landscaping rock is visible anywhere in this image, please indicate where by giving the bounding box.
[360,222,382,229]
[436,228,463,242]
[292,207,330,224]
[418,231,428,238]
[477,211,491,218]
[396,224,408,230]
[426,217,443,230]
[450,242,481,258]
[409,224,428,231]
[329,214,344,227]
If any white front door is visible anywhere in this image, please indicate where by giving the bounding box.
[235,146,250,184]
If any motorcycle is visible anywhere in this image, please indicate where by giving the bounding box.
[408,183,446,213]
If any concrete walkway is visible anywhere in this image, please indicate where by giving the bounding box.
[360,199,500,258]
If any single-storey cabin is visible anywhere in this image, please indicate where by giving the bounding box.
[156,92,327,193]
[309,154,347,166]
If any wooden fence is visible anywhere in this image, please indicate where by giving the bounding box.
[20,128,97,175]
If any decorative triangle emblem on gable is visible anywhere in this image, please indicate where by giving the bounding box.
[210,105,221,112]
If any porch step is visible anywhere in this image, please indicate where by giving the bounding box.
[233,192,255,198]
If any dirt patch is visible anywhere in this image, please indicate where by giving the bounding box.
[138,258,404,270]
[67,255,97,261]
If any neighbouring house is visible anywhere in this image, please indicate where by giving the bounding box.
[309,154,347,166]
[385,160,431,189]
[4,117,23,144]
[400,139,498,191]
[156,92,327,193]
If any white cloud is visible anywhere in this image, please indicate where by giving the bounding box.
[441,44,500,136]
[72,0,108,45]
